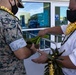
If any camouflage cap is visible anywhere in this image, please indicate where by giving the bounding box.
[18,0,24,8]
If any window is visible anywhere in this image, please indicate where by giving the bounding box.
[16,2,51,49]
[55,6,68,26]
[55,6,68,42]
[16,2,50,29]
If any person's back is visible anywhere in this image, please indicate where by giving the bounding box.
[0,6,26,75]
[0,0,39,75]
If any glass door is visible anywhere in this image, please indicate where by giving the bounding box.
[50,1,69,48]
[16,1,51,49]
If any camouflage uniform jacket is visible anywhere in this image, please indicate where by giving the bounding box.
[0,9,26,75]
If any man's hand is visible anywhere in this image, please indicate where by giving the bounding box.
[56,56,76,69]
[31,51,48,64]
[30,43,37,53]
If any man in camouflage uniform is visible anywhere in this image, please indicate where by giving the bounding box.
[0,0,37,75]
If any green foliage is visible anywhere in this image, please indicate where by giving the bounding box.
[44,48,65,75]
[26,35,49,45]
[23,34,49,48]
[26,36,40,44]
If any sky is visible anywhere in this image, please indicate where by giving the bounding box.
[18,2,43,16]
[60,6,68,17]
[18,2,68,17]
